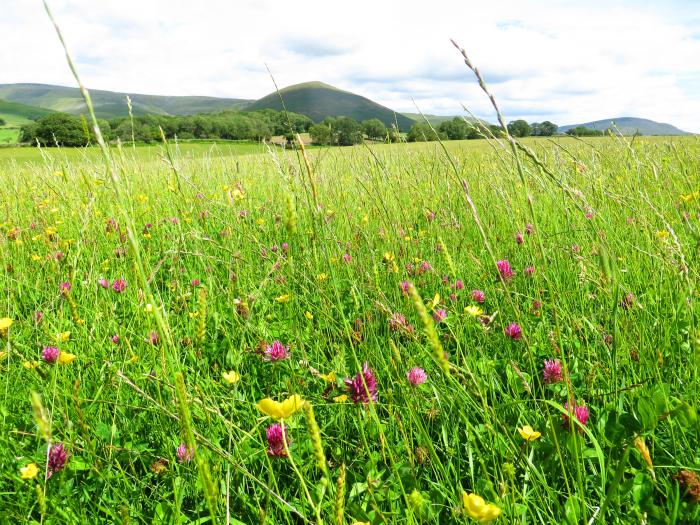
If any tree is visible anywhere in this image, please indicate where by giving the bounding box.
[407,122,445,142]
[531,121,558,136]
[438,117,478,140]
[507,120,531,138]
[309,123,332,145]
[33,113,87,147]
[0,118,5,126]
[565,126,604,137]
[19,123,38,143]
[361,118,387,141]
[387,124,403,143]
[334,117,363,146]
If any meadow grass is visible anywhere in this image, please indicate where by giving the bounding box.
[0,132,698,523]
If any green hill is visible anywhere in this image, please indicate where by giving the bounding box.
[0,99,54,144]
[248,81,415,131]
[0,98,52,126]
[0,83,253,119]
[559,117,690,136]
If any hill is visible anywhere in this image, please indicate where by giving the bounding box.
[559,117,690,136]
[0,83,253,119]
[248,81,415,131]
[0,98,53,126]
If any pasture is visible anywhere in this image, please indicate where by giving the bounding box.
[0,135,698,524]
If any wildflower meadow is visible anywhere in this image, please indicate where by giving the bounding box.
[0,31,699,525]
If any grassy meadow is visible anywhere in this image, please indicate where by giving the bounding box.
[0,134,699,524]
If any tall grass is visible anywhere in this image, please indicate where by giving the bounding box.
[0,11,698,523]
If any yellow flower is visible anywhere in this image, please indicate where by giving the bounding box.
[0,351,7,360]
[656,230,669,239]
[20,463,39,480]
[517,425,541,441]
[56,331,71,343]
[333,394,348,403]
[465,305,484,317]
[144,304,154,313]
[352,522,370,525]
[304,311,314,320]
[319,371,336,383]
[680,191,699,202]
[58,352,77,365]
[275,294,290,303]
[256,218,265,226]
[383,251,395,262]
[428,293,440,310]
[0,318,13,331]
[222,371,241,385]
[317,273,328,282]
[256,394,305,419]
[23,360,38,370]
[462,492,501,523]
[31,254,42,262]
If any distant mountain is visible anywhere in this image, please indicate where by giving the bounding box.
[248,81,415,131]
[0,83,253,119]
[559,117,690,136]
[0,98,53,126]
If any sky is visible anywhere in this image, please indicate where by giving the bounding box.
[2,0,700,132]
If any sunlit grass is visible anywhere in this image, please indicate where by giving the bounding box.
[0,135,698,523]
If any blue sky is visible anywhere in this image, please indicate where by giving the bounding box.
[2,0,699,132]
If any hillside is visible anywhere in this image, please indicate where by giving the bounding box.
[248,81,415,131]
[0,84,253,119]
[559,117,690,136]
[0,98,52,126]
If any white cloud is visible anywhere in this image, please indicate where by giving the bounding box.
[1,0,699,131]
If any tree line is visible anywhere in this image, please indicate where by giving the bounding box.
[17,109,603,148]
[19,109,314,147]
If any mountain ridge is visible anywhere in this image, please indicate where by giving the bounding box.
[559,117,690,136]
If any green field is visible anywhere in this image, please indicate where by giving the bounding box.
[0,135,698,524]
[0,128,20,144]
[0,141,267,166]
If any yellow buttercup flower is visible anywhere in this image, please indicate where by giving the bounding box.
[428,293,440,310]
[317,273,328,282]
[332,394,348,403]
[144,304,154,313]
[0,318,13,331]
[304,311,314,320]
[23,360,38,370]
[465,305,484,317]
[58,352,77,365]
[56,331,71,343]
[222,371,241,385]
[275,294,290,303]
[20,463,39,480]
[462,492,501,523]
[319,371,336,383]
[656,230,669,239]
[0,351,7,360]
[256,394,305,419]
[517,425,541,442]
